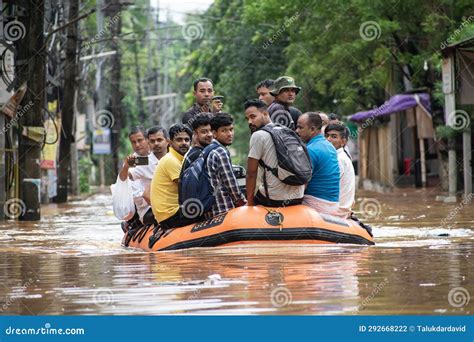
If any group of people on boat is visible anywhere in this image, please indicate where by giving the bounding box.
[116,76,360,237]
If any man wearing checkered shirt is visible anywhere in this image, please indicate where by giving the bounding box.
[206,113,246,217]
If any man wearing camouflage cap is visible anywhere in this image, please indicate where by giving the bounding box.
[267,76,302,131]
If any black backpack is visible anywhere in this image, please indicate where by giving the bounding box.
[258,123,312,188]
[179,142,220,216]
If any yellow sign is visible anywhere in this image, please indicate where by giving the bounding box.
[41,118,60,169]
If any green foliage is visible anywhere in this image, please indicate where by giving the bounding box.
[175,0,474,159]
[80,1,189,157]
[436,125,460,140]
[79,155,94,194]
[80,0,474,166]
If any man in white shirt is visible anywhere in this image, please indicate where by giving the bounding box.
[325,122,355,218]
[118,127,159,228]
[141,126,169,204]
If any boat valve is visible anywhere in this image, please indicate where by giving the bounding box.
[265,211,284,226]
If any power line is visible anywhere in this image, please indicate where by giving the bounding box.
[124,5,278,28]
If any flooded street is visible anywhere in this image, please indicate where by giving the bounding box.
[0,189,472,315]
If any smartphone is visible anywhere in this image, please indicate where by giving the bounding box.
[127,156,149,167]
[136,156,148,165]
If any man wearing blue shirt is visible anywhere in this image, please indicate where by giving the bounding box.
[296,112,340,215]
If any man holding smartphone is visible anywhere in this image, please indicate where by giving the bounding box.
[118,126,158,229]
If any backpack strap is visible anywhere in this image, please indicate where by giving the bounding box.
[256,125,279,200]
[202,142,220,161]
[261,161,270,200]
[200,142,221,176]
[257,125,279,178]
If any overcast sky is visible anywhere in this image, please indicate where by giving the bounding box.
[151,0,214,23]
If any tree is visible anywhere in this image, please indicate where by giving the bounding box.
[55,0,80,203]
[175,0,474,162]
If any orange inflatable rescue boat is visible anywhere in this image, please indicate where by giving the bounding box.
[123,205,374,251]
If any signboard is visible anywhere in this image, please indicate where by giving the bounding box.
[40,118,60,169]
[442,57,453,94]
[41,100,60,170]
[459,50,474,105]
[0,45,14,103]
[92,128,111,154]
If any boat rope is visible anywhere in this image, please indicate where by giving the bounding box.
[148,224,169,249]
[123,223,154,247]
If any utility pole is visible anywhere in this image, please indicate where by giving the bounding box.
[16,0,46,220]
[163,13,169,124]
[145,0,152,113]
[152,3,161,123]
[162,11,172,127]
[95,0,106,187]
[0,7,14,219]
[145,0,155,118]
[105,0,123,179]
[131,17,146,125]
[54,0,79,203]
[95,0,105,112]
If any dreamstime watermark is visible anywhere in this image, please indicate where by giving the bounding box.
[1,20,26,42]
[92,288,114,308]
[5,323,85,336]
[4,198,26,219]
[186,275,221,301]
[1,100,34,135]
[262,12,300,49]
[84,12,121,50]
[181,198,205,219]
[94,109,115,129]
[359,21,381,41]
[280,185,304,208]
[181,22,204,42]
[448,287,470,308]
[440,193,473,229]
[0,40,17,90]
[187,288,201,301]
[355,278,389,313]
[440,16,474,50]
[212,177,224,198]
[1,278,34,313]
[447,110,471,131]
[156,264,171,272]
[270,286,292,308]
[350,101,389,138]
[271,109,293,128]
[358,198,381,220]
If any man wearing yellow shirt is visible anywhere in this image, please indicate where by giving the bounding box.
[150,123,199,230]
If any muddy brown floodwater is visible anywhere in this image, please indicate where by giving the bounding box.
[0,189,472,315]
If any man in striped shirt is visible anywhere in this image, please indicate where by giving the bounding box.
[206,113,246,217]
